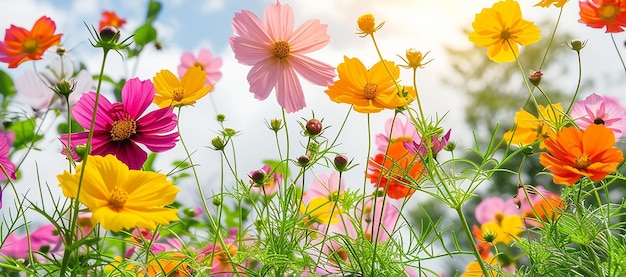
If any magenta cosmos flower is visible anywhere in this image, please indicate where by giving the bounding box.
[229,1,336,113]
[0,131,16,182]
[178,48,222,86]
[570,93,626,140]
[61,78,178,169]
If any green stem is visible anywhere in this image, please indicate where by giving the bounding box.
[565,51,583,115]
[60,49,109,276]
[456,206,490,277]
[610,34,626,75]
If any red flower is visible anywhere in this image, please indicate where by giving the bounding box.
[99,11,126,31]
[0,16,62,68]
[579,0,626,33]
[367,142,423,199]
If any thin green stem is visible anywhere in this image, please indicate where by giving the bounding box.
[610,34,626,75]
[565,51,583,115]
[60,49,110,276]
[456,206,490,277]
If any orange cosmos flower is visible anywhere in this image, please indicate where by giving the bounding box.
[367,142,423,199]
[539,124,624,185]
[579,0,626,33]
[99,11,127,30]
[0,16,62,68]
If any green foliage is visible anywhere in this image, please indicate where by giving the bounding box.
[7,117,43,150]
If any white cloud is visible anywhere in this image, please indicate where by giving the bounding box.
[201,0,225,13]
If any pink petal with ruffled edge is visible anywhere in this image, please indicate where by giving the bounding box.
[71,92,115,130]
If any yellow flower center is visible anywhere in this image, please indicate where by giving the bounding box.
[363,83,379,100]
[109,186,128,210]
[272,40,291,60]
[22,38,39,54]
[495,212,504,225]
[192,62,205,71]
[357,14,376,34]
[110,118,137,142]
[172,87,185,101]
[574,154,591,169]
[600,4,619,21]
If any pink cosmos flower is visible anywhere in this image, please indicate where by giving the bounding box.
[358,196,400,242]
[375,117,420,153]
[0,224,63,261]
[0,131,16,182]
[60,78,179,169]
[178,48,222,86]
[570,93,626,140]
[229,1,336,113]
[474,197,520,225]
[15,55,93,113]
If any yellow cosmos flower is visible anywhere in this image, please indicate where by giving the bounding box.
[153,65,214,107]
[480,215,524,244]
[503,103,565,148]
[57,155,180,231]
[325,56,415,113]
[300,196,342,224]
[469,0,542,63]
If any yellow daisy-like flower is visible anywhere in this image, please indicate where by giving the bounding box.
[469,0,542,63]
[480,215,524,244]
[503,103,565,148]
[325,56,415,113]
[153,65,214,107]
[57,155,180,232]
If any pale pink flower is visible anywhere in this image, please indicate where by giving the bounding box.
[474,197,520,225]
[358,196,400,242]
[15,55,93,112]
[229,1,336,113]
[178,48,222,86]
[570,93,626,140]
[375,117,420,153]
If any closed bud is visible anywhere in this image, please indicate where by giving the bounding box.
[333,154,349,172]
[55,80,75,98]
[212,196,222,206]
[99,26,120,42]
[482,229,497,243]
[305,118,323,136]
[443,141,456,152]
[269,118,283,132]
[297,155,310,167]
[529,70,543,87]
[216,114,226,122]
[250,169,267,186]
[74,144,88,160]
[211,137,226,150]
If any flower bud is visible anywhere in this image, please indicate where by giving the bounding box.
[333,154,349,172]
[55,80,75,98]
[212,196,222,206]
[99,26,120,42]
[529,70,543,87]
[568,39,586,52]
[216,114,226,122]
[297,155,310,167]
[74,144,88,160]
[482,229,497,243]
[56,47,67,56]
[443,141,456,152]
[269,118,283,132]
[211,137,226,150]
[250,169,267,186]
[305,118,323,136]
[223,128,237,137]
[183,208,197,217]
